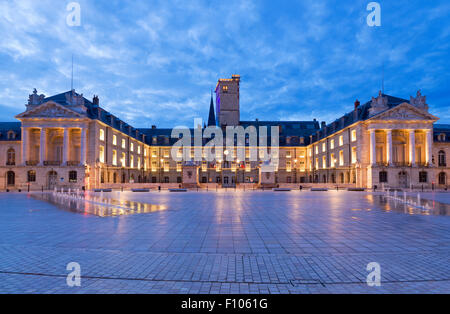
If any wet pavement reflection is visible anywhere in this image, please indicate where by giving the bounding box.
[30,192,166,217]
[368,194,450,216]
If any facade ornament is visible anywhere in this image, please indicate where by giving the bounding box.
[27,88,45,107]
[369,91,388,116]
[410,90,428,112]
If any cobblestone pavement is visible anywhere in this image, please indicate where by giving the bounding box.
[0,191,449,294]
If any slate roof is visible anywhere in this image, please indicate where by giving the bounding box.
[0,122,21,141]
[433,124,450,143]
[311,94,410,143]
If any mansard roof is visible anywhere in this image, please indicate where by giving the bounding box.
[44,90,147,143]
[311,94,410,143]
[434,124,450,143]
[0,122,21,141]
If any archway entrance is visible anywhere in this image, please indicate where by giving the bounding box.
[48,171,58,189]
[398,171,408,188]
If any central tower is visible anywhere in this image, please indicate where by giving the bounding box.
[215,74,240,127]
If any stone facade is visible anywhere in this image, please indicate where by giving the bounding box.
[0,83,449,191]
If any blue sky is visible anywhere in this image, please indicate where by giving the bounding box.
[0,0,449,127]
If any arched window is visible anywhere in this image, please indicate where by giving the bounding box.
[7,171,15,186]
[439,172,446,185]
[379,171,388,183]
[339,173,344,183]
[7,148,15,165]
[322,174,327,183]
[69,171,77,183]
[438,150,446,167]
[27,170,36,182]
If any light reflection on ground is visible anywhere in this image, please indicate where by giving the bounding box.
[30,192,166,217]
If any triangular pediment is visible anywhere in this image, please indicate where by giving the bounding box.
[369,102,438,122]
[15,101,87,119]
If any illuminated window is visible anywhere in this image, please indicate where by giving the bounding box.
[130,143,134,152]
[286,161,292,172]
[138,146,141,154]
[286,150,292,158]
[164,161,170,172]
[164,150,170,158]
[130,155,134,168]
[202,161,207,172]
[339,150,344,166]
[99,129,105,141]
[315,158,319,170]
[351,147,357,164]
[351,130,357,142]
[151,161,157,172]
[122,139,126,149]
[330,153,335,168]
[315,146,319,154]
[322,143,326,152]
[222,85,228,93]
[245,162,251,172]
[144,149,147,157]
[177,162,182,172]
[339,135,344,146]
[322,156,326,169]
[99,145,105,163]
[138,157,141,169]
[152,150,157,158]
[112,135,117,146]
[330,139,335,150]
[112,150,117,166]
[216,161,222,172]
[121,152,126,167]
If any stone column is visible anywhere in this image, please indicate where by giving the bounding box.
[409,130,416,166]
[63,128,69,165]
[425,129,433,166]
[39,128,46,166]
[369,129,376,166]
[386,129,393,165]
[21,127,28,165]
[80,128,87,166]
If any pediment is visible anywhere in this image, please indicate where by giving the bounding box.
[369,102,438,122]
[16,101,87,119]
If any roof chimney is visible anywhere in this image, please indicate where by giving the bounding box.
[354,99,360,110]
[93,95,99,106]
[151,125,157,129]
[321,121,326,129]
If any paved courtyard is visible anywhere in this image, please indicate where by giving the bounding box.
[0,190,449,294]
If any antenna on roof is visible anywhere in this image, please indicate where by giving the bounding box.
[71,54,74,91]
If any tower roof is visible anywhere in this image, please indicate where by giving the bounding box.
[207,93,216,126]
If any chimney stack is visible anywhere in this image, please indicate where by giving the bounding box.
[354,99,360,110]
[93,95,99,106]
[321,121,326,129]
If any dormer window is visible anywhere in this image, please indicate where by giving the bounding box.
[222,85,228,93]
[7,131,16,140]
[438,133,446,142]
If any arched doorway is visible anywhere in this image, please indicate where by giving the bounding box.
[47,171,58,189]
[7,171,15,186]
[398,171,408,188]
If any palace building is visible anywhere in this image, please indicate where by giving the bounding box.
[0,75,449,190]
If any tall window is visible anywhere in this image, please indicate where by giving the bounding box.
[7,148,15,165]
[121,152,126,167]
[438,150,446,166]
[330,153,335,168]
[7,171,15,186]
[351,147,357,164]
[99,146,105,163]
[130,155,134,168]
[122,139,126,149]
[112,135,117,146]
[322,143,326,152]
[99,129,105,141]
[138,146,141,154]
[339,135,344,146]
[439,172,446,185]
[69,171,77,183]
[322,156,326,169]
[27,170,36,182]
[112,150,117,166]
[339,150,344,166]
[351,130,357,142]
[330,139,335,150]
[130,142,134,152]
